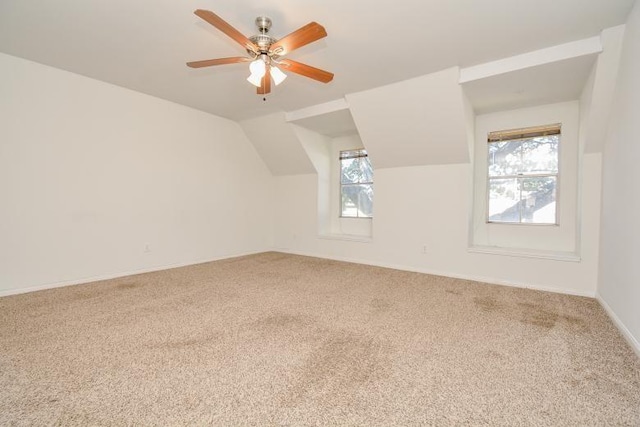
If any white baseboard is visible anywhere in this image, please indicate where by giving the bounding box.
[1,247,596,301]
[596,292,640,358]
[0,249,268,298]
[275,249,595,298]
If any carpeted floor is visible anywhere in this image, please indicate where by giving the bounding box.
[1,252,639,426]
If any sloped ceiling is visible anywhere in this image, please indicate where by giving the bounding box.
[239,113,315,176]
[347,68,471,168]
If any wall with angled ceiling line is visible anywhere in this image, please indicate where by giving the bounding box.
[0,52,274,296]
[267,28,624,298]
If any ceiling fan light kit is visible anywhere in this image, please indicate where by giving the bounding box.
[187,10,333,96]
[270,66,287,85]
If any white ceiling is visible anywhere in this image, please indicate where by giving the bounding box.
[0,0,635,121]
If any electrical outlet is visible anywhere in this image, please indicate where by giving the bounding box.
[144,244,151,253]
[422,244,428,254]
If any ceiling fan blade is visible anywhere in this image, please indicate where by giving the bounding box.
[194,9,259,53]
[278,59,334,83]
[257,66,272,95]
[269,22,327,56]
[186,57,251,68]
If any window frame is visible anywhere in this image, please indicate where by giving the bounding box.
[485,124,561,226]
[339,148,373,219]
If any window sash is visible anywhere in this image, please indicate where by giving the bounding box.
[487,175,558,224]
[340,183,374,218]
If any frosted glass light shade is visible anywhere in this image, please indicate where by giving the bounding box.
[271,66,287,85]
[249,59,266,78]
[247,73,263,87]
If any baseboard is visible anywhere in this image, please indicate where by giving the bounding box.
[275,248,595,298]
[596,292,640,358]
[0,249,268,298]
[2,247,597,301]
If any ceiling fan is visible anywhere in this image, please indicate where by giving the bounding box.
[187,9,334,96]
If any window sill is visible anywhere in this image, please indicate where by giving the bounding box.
[318,233,373,243]
[468,245,580,262]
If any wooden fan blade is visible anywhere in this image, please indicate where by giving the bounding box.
[269,22,327,56]
[257,66,271,95]
[278,59,334,83]
[194,9,258,53]
[186,57,251,68]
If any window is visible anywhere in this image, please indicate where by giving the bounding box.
[487,124,560,224]
[340,149,373,218]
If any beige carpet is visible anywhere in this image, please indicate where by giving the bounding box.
[1,252,639,426]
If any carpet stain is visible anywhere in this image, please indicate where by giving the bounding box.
[369,298,392,313]
[561,314,589,333]
[446,289,462,296]
[518,302,558,329]
[282,330,386,408]
[116,282,139,290]
[474,296,502,312]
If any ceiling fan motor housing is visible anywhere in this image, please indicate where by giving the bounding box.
[249,17,277,55]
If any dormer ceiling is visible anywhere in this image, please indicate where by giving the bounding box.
[0,0,635,121]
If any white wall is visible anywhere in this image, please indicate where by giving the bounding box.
[273,153,602,295]
[598,1,640,350]
[292,124,332,234]
[0,53,273,295]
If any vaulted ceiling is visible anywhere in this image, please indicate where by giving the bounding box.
[0,0,635,121]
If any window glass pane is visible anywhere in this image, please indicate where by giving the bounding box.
[488,140,522,177]
[341,153,373,184]
[520,176,556,223]
[341,184,373,218]
[488,178,520,223]
[341,157,359,184]
[358,183,374,218]
[520,136,559,174]
[341,185,359,217]
[359,157,374,183]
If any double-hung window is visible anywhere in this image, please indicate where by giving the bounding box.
[487,124,560,224]
[340,149,373,218]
